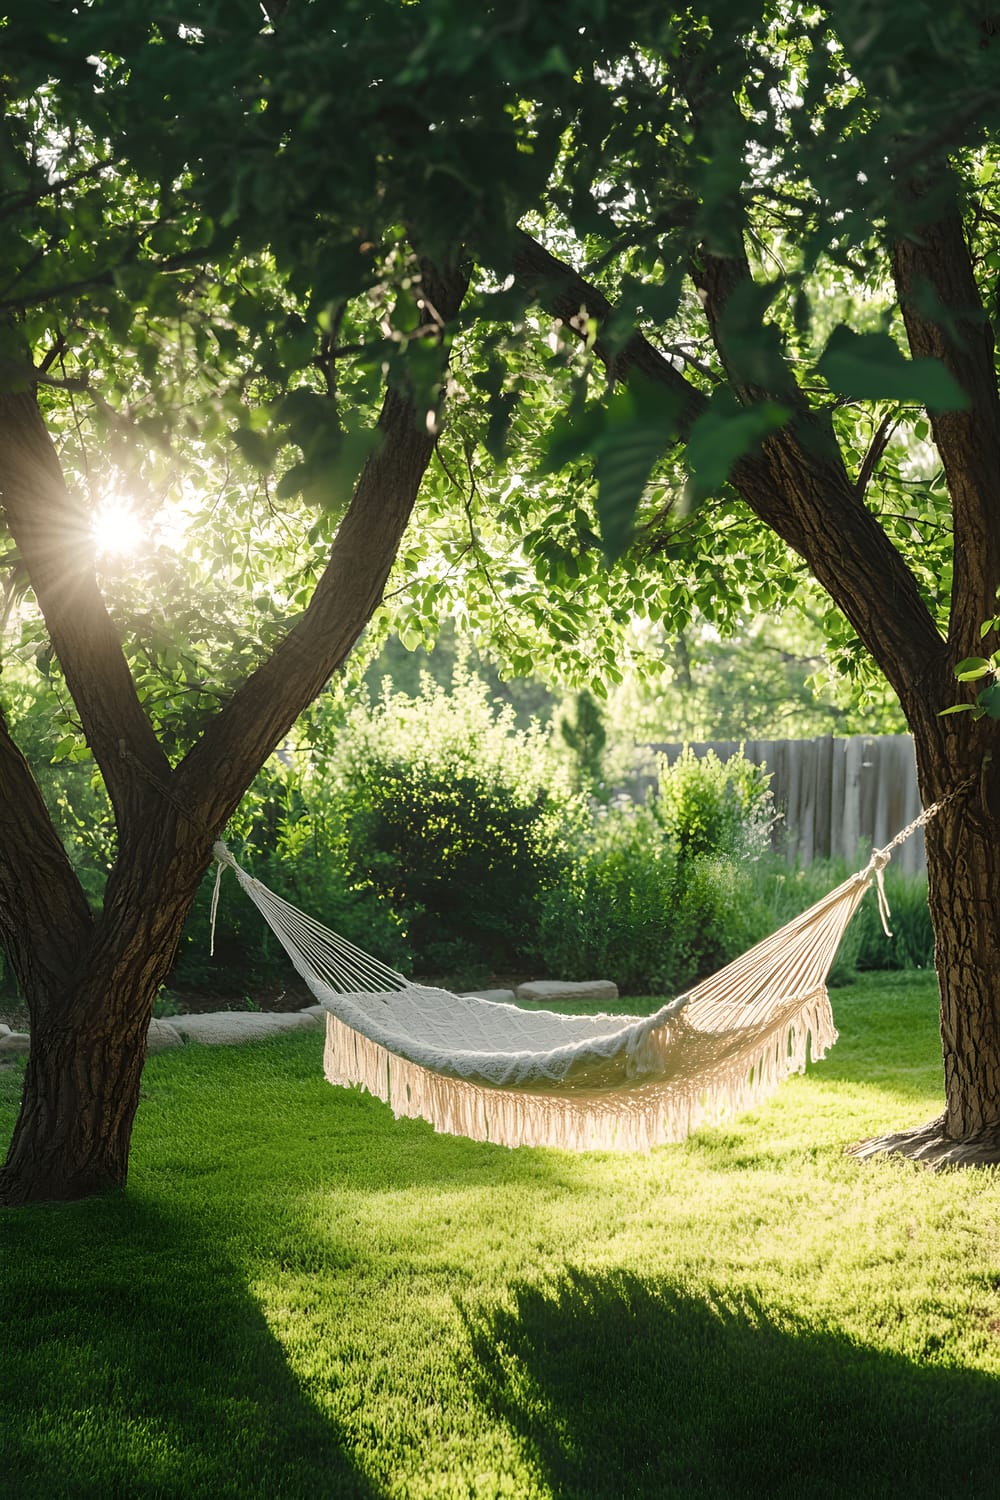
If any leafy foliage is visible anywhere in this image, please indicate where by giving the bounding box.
[941,611,1000,721]
[174,671,586,990]
[318,673,585,981]
[652,746,775,863]
[6,0,991,722]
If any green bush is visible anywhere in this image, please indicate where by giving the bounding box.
[176,670,587,991]
[174,763,413,992]
[652,746,774,863]
[668,855,770,992]
[537,749,776,996]
[536,806,680,993]
[327,672,586,983]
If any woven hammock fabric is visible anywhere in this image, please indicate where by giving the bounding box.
[212,841,882,1151]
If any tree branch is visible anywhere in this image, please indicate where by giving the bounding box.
[173,260,471,833]
[511,230,948,706]
[0,389,171,827]
[0,701,93,1007]
[891,195,1000,652]
[0,246,208,315]
[853,412,898,503]
[687,245,808,412]
[511,229,707,431]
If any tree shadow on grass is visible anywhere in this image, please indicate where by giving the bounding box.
[463,1270,1000,1500]
[0,1194,378,1500]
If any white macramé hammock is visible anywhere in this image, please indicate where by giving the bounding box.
[210,809,928,1154]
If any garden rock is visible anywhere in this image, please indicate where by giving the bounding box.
[170,1011,322,1045]
[515,979,619,1004]
[0,1030,31,1057]
[461,988,516,1003]
[146,1018,185,1052]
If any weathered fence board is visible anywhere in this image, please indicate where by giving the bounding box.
[645,735,925,875]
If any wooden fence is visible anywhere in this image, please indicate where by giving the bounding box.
[644,734,926,875]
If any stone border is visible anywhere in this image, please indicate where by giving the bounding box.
[2,981,619,1062]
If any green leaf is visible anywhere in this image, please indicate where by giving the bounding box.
[954,656,993,681]
[976,682,1000,718]
[591,377,684,562]
[715,278,790,391]
[542,375,682,562]
[819,327,970,412]
[50,734,78,763]
[543,404,607,474]
[937,703,975,716]
[232,426,277,473]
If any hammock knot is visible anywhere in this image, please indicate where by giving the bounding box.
[861,847,893,938]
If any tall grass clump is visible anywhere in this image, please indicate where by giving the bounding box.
[853,866,935,970]
[758,858,934,985]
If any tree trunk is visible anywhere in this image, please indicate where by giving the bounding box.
[0,833,208,1206]
[852,708,1000,1167]
[0,1001,154,1205]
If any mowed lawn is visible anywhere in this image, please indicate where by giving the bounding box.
[2,972,999,1500]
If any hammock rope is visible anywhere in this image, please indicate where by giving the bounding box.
[209,790,954,1154]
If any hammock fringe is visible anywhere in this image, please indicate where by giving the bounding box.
[323,987,838,1152]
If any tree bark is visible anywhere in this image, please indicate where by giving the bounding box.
[2,993,156,1204]
[0,814,218,1204]
[928,805,1000,1140]
[849,698,1000,1165]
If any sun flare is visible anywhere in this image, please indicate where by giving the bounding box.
[92,497,145,559]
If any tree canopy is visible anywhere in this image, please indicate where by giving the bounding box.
[3,0,1000,1201]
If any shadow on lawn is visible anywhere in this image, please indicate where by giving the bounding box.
[464,1269,999,1500]
[0,1194,377,1500]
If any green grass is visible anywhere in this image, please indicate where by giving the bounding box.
[2,972,1000,1499]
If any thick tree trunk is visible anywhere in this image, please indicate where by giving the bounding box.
[927,810,1000,1141]
[0,831,210,1206]
[0,1001,155,1204]
[852,708,1000,1166]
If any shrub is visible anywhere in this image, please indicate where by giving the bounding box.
[537,755,774,997]
[652,746,775,864]
[667,855,770,992]
[174,764,413,992]
[326,673,585,982]
[536,805,679,993]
